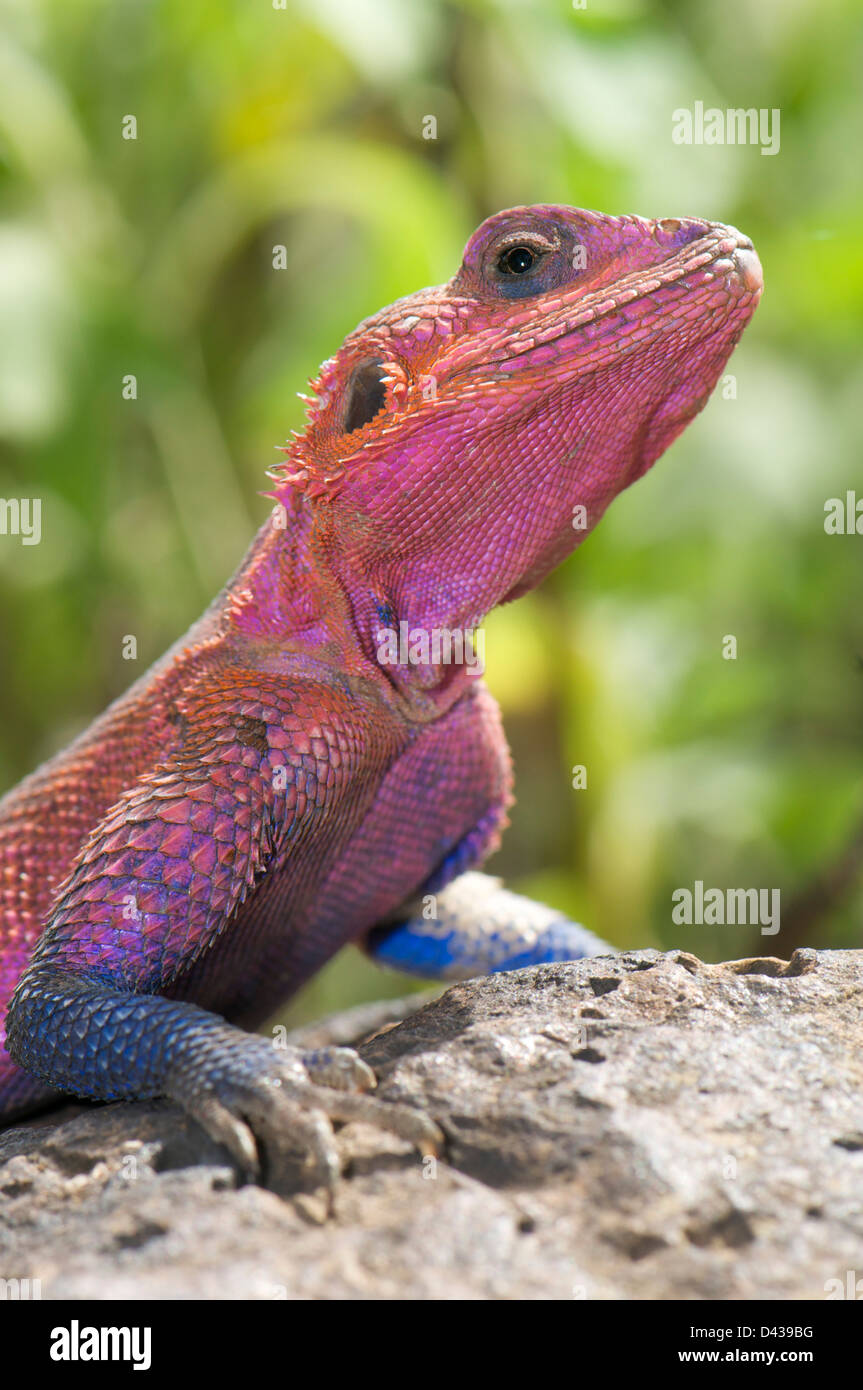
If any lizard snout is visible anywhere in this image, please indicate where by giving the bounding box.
[731,244,763,294]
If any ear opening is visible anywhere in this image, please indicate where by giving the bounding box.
[343,357,388,434]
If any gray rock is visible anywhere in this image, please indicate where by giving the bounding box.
[1,948,862,1300]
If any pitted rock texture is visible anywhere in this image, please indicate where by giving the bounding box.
[1,949,862,1300]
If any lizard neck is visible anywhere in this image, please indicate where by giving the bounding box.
[225,494,353,668]
[308,497,491,707]
[226,492,480,712]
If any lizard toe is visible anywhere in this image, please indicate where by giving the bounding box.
[244,1090,342,1195]
[165,1025,441,1185]
[303,1083,443,1157]
[185,1091,261,1180]
[297,1045,376,1093]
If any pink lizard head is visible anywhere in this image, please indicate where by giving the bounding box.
[271,204,762,637]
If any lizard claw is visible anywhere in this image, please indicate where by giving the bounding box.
[166,1026,441,1192]
[305,1084,443,1158]
[298,1045,377,1093]
[188,1092,261,1179]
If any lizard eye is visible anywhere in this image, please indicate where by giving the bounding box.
[497,245,537,275]
[487,233,560,299]
[343,358,387,434]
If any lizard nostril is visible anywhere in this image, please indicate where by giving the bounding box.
[653,216,711,248]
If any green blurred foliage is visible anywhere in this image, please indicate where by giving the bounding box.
[0,0,861,1023]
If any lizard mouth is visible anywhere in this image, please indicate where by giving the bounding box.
[622,238,763,483]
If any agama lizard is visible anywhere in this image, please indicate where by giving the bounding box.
[0,204,762,1185]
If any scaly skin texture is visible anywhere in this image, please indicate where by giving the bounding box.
[0,205,762,1183]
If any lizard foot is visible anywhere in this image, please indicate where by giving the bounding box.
[165,1028,441,1193]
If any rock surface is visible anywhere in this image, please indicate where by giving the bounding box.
[2,948,863,1300]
